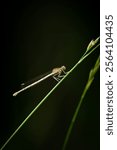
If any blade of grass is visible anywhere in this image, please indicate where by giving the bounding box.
[62,56,100,150]
[0,37,100,150]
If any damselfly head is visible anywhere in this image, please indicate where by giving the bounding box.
[61,66,66,71]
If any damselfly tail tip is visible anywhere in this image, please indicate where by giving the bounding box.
[13,92,18,97]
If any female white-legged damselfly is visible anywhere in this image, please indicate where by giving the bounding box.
[13,66,66,96]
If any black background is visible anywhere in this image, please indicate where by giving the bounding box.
[2,0,100,150]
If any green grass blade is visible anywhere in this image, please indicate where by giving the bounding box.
[62,56,100,150]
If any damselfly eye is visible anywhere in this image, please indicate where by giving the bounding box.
[61,66,66,71]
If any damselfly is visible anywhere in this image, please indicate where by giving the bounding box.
[13,66,66,96]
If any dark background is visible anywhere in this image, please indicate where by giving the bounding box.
[2,0,100,150]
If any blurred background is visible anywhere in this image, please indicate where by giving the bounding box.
[2,0,99,149]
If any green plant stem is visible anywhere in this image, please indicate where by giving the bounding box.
[0,39,99,150]
[62,56,100,150]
